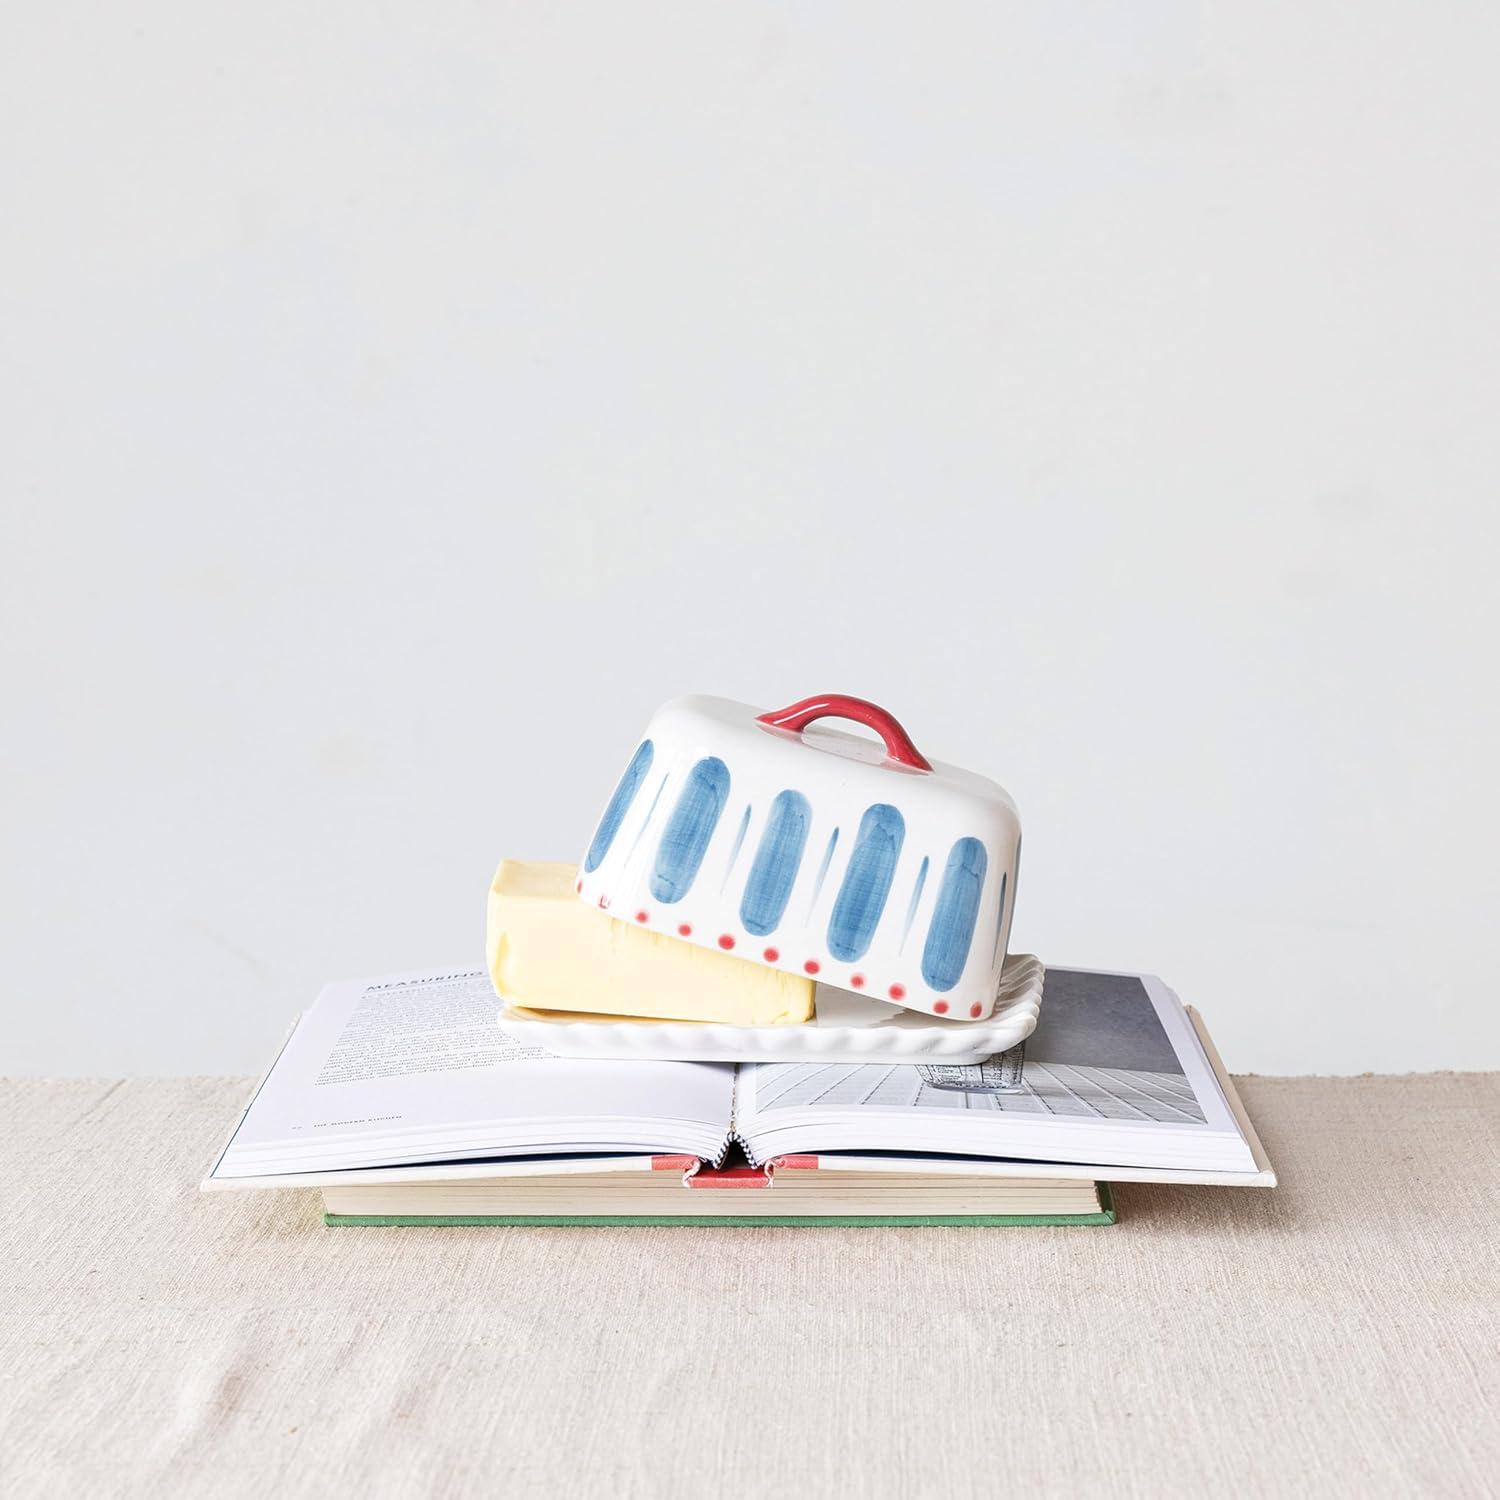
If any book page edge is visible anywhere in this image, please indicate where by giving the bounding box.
[199,1014,304,1190]
[1187,1005,1276,1186]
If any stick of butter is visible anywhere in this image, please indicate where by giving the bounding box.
[486,861,815,1025]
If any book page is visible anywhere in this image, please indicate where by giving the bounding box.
[735,968,1256,1172]
[210,967,735,1178]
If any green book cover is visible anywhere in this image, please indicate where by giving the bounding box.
[323,1184,1117,1228]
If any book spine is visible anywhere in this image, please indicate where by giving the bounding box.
[685,1164,773,1190]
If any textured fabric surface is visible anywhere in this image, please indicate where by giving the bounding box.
[1,1075,1496,1499]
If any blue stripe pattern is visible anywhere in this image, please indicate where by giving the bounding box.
[992,832,1020,963]
[720,804,753,892]
[807,827,840,915]
[990,871,1010,965]
[583,739,654,873]
[740,790,811,936]
[624,771,670,865]
[649,756,731,903]
[827,804,905,962]
[922,837,988,992]
[900,855,930,952]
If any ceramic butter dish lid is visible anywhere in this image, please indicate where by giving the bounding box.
[576,693,1022,1021]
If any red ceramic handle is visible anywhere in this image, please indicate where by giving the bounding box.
[756,694,934,772]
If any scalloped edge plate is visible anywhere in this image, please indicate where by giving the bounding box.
[496,955,1044,1064]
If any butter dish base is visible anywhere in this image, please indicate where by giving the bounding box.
[496,955,1044,1064]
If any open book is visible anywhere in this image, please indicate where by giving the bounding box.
[206,965,1273,1208]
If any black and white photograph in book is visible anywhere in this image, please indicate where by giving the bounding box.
[750,970,1207,1122]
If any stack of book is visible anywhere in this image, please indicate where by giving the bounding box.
[205,964,1273,1226]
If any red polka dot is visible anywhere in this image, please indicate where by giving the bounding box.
[763,947,780,963]
[678,924,692,937]
[634,910,649,924]
[889,984,907,1002]
[718,934,736,950]
[850,974,865,989]
[932,999,948,1014]
[597,895,610,910]
[804,959,821,975]
[575,879,582,893]
[969,1002,984,1018]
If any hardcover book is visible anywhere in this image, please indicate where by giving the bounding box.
[203,965,1273,1225]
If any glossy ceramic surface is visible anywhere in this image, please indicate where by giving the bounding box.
[576,693,1023,1020]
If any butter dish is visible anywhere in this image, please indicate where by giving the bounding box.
[577,693,1022,1021]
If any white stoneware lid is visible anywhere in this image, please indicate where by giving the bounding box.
[576,694,1022,1020]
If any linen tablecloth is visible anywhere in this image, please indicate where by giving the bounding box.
[2,1074,1496,1497]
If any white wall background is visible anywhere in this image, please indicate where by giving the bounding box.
[4,3,1497,1076]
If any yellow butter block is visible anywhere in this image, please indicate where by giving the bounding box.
[486,860,815,1025]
